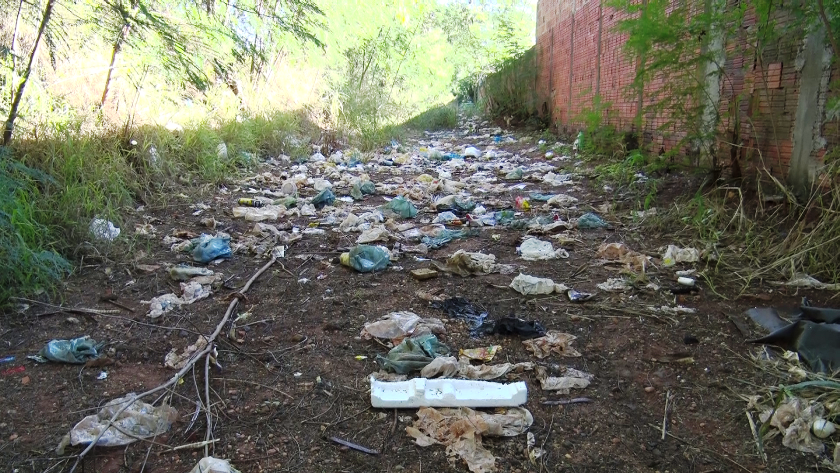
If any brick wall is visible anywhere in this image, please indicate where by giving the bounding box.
[536,0,838,176]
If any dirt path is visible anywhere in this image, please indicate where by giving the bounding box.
[0,116,827,472]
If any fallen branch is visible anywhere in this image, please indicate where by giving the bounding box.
[68,256,278,473]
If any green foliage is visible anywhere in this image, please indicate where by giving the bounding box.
[0,147,70,304]
[480,47,538,120]
[404,104,458,131]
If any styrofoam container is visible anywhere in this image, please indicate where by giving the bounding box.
[370,377,527,408]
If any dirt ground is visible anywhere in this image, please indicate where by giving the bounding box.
[0,117,833,473]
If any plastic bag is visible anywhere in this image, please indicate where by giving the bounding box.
[381,196,418,218]
[421,229,475,249]
[431,297,488,332]
[377,333,450,374]
[191,233,232,263]
[68,393,178,447]
[189,457,241,473]
[90,218,120,241]
[576,212,608,229]
[340,245,390,272]
[517,238,568,261]
[38,336,104,364]
[505,168,524,180]
[311,188,336,209]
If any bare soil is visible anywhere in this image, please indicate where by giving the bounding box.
[0,120,830,473]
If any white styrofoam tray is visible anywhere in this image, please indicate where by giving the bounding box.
[370,377,527,408]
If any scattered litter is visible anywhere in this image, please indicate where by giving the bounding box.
[534,366,593,394]
[377,333,450,374]
[97,371,108,380]
[143,281,212,318]
[505,168,524,180]
[356,226,391,244]
[597,278,631,292]
[526,432,545,463]
[433,250,515,277]
[661,245,700,267]
[522,331,581,358]
[463,146,482,158]
[406,406,532,473]
[431,297,488,333]
[169,265,214,281]
[411,268,439,280]
[517,238,568,260]
[90,218,120,241]
[758,396,826,454]
[677,276,695,286]
[67,394,178,447]
[596,242,649,273]
[433,211,460,224]
[34,336,104,364]
[460,346,500,362]
[509,273,568,295]
[545,194,578,207]
[567,289,593,303]
[420,357,534,380]
[360,312,445,342]
[188,457,241,473]
[232,204,286,222]
[340,245,390,273]
[477,317,546,338]
[2,366,25,375]
[190,233,232,263]
[576,212,608,229]
[0,356,14,364]
[165,336,208,369]
[773,273,840,290]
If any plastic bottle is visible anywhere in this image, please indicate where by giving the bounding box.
[238,198,264,207]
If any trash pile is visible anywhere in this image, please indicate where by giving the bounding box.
[19,114,750,473]
[362,291,592,471]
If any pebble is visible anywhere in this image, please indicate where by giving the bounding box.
[8,433,18,441]
[644,386,655,393]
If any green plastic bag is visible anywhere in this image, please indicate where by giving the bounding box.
[340,245,390,272]
[577,212,608,229]
[381,196,418,218]
[377,334,450,374]
[37,336,105,364]
[311,188,336,209]
[504,168,524,180]
[421,229,476,249]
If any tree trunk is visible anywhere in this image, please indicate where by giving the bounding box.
[9,0,25,101]
[3,0,55,146]
[99,26,129,110]
[10,0,24,72]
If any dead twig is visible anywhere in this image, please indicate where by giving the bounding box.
[541,397,593,406]
[661,390,672,440]
[67,256,278,473]
[329,436,379,455]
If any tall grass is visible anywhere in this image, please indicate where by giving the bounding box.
[0,110,316,304]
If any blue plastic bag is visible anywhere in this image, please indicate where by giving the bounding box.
[191,234,232,263]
